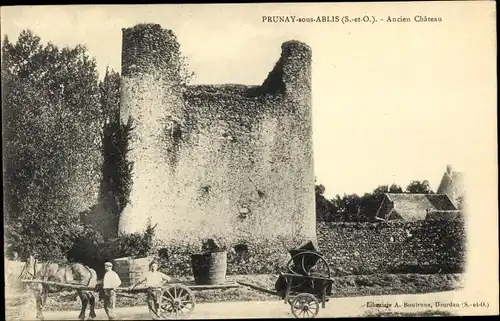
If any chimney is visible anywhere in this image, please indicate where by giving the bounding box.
[446,164,453,175]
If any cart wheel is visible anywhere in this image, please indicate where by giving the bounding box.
[157,284,196,320]
[290,293,320,318]
[286,251,331,279]
[285,252,332,294]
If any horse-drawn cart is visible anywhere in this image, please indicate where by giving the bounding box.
[239,248,335,318]
[21,279,239,320]
[20,242,333,319]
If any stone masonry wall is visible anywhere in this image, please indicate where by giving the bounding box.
[317,220,466,275]
[152,219,465,277]
[117,24,316,250]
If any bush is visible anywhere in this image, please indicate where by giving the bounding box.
[156,243,201,277]
[104,222,158,259]
[67,221,158,278]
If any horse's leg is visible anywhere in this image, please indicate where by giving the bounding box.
[88,291,97,320]
[77,290,88,320]
[34,290,44,320]
[42,286,48,306]
[35,286,47,320]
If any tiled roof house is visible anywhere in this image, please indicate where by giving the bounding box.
[375,193,459,221]
[436,165,466,208]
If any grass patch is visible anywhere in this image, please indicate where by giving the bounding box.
[329,273,463,298]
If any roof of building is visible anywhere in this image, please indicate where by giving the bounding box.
[425,194,459,210]
[437,165,466,196]
[382,193,458,221]
[425,210,463,221]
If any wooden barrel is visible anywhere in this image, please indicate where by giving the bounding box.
[113,256,153,286]
[191,252,227,285]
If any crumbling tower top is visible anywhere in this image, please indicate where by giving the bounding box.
[121,23,182,78]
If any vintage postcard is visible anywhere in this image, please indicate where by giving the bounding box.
[2,2,498,320]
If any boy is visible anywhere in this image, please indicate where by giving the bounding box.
[130,261,172,315]
[102,262,122,320]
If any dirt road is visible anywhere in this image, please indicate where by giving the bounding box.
[15,290,492,320]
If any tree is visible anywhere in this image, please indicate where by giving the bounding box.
[372,184,404,195]
[333,193,364,222]
[315,184,338,222]
[405,180,434,194]
[3,30,103,260]
[99,67,121,126]
[360,184,404,220]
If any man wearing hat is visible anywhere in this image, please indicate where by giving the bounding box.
[102,262,122,320]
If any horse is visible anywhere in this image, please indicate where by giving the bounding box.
[18,255,98,320]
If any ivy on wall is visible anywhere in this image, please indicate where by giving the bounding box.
[102,116,135,216]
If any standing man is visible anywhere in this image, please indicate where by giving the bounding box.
[102,262,122,320]
[130,261,172,316]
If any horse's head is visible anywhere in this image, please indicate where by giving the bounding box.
[19,254,37,281]
[18,255,46,293]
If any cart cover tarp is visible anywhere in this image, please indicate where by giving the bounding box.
[275,241,332,296]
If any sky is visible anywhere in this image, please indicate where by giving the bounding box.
[1,3,496,198]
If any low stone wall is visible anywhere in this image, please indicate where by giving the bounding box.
[155,219,465,277]
[317,219,466,275]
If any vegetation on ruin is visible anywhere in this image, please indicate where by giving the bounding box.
[121,23,194,89]
[99,69,135,216]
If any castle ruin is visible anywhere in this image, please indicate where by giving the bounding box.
[117,24,315,248]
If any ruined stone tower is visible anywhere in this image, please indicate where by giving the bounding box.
[118,24,316,248]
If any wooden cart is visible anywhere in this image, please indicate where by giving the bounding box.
[137,281,239,320]
[21,249,332,319]
[279,273,333,318]
[21,279,239,320]
[239,250,334,318]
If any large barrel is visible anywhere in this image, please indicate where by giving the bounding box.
[112,256,153,287]
[191,252,227,285]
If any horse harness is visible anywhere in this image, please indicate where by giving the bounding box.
[19,259,95,289]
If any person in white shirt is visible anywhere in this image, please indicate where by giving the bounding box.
[130,261,172,315]
[102,262,122,320]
